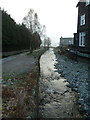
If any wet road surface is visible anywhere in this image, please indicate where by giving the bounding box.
[39,49,82,118]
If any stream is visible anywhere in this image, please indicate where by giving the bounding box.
[38,48,82,118]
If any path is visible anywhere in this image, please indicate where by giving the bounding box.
[2,52,37,76]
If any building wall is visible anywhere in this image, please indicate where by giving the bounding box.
[74,33,78,46]
[60,37,73,46]
[88,5,90,52]
[74,2,90,53]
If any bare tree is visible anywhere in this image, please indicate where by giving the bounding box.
[23,9,42,52]
[33,13,40,33]
[23,9,34,33]
[22,9,49,51]
[47,37,51,48]
[23,9,42,35]
[44,39,47,47]
[44,37,51,48]
[40,25,47,46]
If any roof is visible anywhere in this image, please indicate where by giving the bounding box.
[60,37,73,40]
[76,2,80,7]
[76,0,85,7]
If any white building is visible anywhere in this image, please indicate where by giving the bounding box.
[60,36,74,46]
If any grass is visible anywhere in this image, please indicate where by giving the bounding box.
[2,49,29,58]
[2,47,48,118]
[2,70,39,118]
[27,48,48,58]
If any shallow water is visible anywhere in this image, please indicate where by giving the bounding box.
[39,49,82,118]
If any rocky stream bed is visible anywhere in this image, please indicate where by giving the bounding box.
[38,48,87,118]
[54,48,90,116]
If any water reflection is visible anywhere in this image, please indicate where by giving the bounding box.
[39,48,82,118]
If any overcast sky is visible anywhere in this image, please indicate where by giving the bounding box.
[0,0,80,46]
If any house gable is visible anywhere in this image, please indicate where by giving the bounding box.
[74,0,90,53]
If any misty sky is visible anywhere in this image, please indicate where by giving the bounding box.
[0,0,80,46]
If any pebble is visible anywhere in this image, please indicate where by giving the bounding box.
[55,53,89,115]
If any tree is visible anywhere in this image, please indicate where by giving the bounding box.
[33,13,40,33]
[2,9,33,52]
[22,9,43,52]
[23,9,41,34]
[23,9,34,33]
[32,32,42,49]
[40,25,47,46]
[44,37,51,48]
[47,37,51,48]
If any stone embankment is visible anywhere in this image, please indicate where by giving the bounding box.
[54,48,90,116]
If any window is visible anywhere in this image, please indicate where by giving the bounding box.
[80,14,85,26]
[79,32,86,47]
[86,0,90,6]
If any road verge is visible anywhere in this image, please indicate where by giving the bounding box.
[2,48,47,118]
